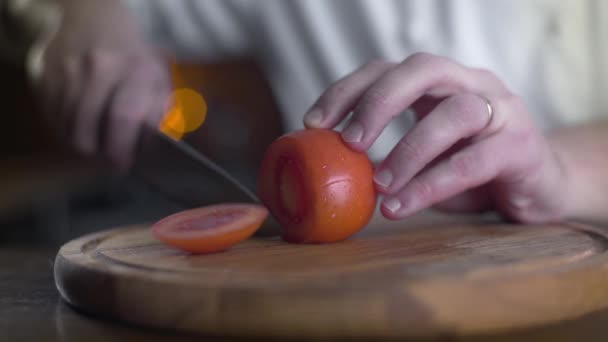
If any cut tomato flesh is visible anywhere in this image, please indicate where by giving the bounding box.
[152,203,268,254]
[276,157,307,224]
[171,209,246,233]
[279,161,299,218]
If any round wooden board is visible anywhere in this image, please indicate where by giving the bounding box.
[54,213,608,339]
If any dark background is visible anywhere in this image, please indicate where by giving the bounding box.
[0,58,283,246]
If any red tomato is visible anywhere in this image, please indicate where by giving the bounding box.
[259,129,376,243]
[152,204,268,254]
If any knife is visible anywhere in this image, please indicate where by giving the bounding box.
[132,124,279,236]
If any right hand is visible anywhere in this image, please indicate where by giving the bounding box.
[304,54,567,224]
[33,0,171,169]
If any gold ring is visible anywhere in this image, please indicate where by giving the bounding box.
[480,95,493,128]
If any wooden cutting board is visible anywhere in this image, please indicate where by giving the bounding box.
[54,212,608,339]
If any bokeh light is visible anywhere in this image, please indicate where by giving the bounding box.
[159,88,208,140]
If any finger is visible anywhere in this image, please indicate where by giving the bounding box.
[373,93,492,194]
[380,134,509,220]
[303,59,396,129]
[105,61,170,170]
[144,62,172,127]
[341,53,506,151]
[73,51,124,155]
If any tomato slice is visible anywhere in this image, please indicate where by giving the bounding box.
[152,204,268,254]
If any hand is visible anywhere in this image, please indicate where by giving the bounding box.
[304,53,567,223]
[32,0,171,169]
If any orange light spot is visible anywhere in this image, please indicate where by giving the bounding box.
[160,106,186,140]
[159,88,208,140]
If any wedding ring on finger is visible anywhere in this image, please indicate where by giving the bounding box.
[479,95,494,128]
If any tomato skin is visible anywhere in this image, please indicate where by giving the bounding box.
[259,129,376,243]
[152,204,268,254]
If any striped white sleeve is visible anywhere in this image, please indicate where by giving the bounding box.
[122,0,255,61]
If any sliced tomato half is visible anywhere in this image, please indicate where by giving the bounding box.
[152,203,268,254]
[258,129,376,243]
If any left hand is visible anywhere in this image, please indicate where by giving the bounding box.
[303,53,567,223]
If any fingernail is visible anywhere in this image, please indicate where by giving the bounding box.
[304,109,324,127]
[383,198,402,214]
[342,122,364,143]
[374,169,393,188]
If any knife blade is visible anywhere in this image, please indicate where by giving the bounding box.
[132,124,279,235]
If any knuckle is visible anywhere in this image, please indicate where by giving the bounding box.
[361,85,391,108]
[409,178,434,201]
[444,94,487,129]
[324,81,350,101]
[404,52,455,84]
[396,137,423,162]
[404,52,435,66]
[405,52,448,70]
[364,58,390,70]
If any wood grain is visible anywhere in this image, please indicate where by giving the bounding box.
[54,212,608,339]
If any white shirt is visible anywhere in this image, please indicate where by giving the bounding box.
[124,0,608,160]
